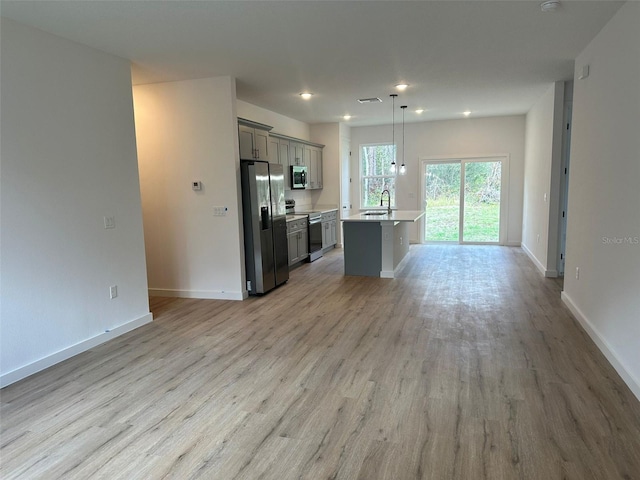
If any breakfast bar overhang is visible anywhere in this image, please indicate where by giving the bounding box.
[341,210,425,278]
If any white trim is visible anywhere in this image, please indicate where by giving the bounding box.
[561,292,640,401]
[521,243,557,277]
[149,288,245,301]
[0,313,153,388]
[521,243,547,276]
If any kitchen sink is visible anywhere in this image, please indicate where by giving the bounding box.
[363,211,388,216]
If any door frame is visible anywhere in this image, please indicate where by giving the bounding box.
[419,154,510,245]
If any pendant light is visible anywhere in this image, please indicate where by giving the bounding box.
[399,105,407,175]
[390,94,397,173]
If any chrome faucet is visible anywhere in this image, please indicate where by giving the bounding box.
[380,189,392,214]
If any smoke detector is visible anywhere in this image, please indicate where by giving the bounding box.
[358,97,382,104]
[540,0,561,12]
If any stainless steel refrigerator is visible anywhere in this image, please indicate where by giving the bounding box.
[241,160,289,295]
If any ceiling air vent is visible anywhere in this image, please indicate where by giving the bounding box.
[357,97,382,104]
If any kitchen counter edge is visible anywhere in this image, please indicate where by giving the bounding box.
[342,210,425,223]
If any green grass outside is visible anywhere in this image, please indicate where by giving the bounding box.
[425,203,499,242]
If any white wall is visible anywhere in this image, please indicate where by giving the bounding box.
[133,77,246,300]
[562,2,640,399]
[522,82,565,276]
[237,100,310,141]
[0,19,152,386]
[350,116,526,244]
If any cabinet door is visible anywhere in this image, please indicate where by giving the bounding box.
[268,136,280,164]
[303,144,312,171]
[330,220,337,245]
[238,125,255,159]
[254,128,270,161]
[316,148,323,189]
[322,222,330,248]
[279,140,290,189]
[299,229,309,259]
[308,152,317,189]
[287,231,299,265]
[290,142,304,166]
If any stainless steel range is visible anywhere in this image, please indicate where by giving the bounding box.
[305,212,323,262]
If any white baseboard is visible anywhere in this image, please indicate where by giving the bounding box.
[521,243,549,276]
[561,291,640,401]
[0,312,153,388]
[149,288,244,301]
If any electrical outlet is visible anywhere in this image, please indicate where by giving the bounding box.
[400,236,403,245]
[575,267,580,280]
[537,234,540,244]
[104,216,115,229]
[110,285,118,299]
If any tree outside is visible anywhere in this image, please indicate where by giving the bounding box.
[425,161,501,242]
[361,144,396,208]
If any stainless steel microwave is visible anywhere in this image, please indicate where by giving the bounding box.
[290,165,307,189]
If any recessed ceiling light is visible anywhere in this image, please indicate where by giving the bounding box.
[415,109,424,114]
[463,110,471,117]
[343,115,352,120]
[395,84,409,91]
[300,92,313,100]
[540,0,560,12]
[358,97,382,103]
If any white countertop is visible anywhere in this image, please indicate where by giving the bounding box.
[342,210,425,223]
[286,214,308,222]
[294,205,339,214]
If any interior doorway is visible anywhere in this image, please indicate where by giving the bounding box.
[421,156,508,244]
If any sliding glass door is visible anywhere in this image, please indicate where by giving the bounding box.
[425,162,461,242]
[423,157,505,244]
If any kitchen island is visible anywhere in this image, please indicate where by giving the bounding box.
[341,210,425,278]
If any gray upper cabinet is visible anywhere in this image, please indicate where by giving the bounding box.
[268,136,280,164]
[290,142,305,167]
[278,139,291,189]
[239,120,324,190]
[238,118,272,161]
[308,146,323,189]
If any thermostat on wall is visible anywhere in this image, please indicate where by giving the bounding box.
[192,181,202,191]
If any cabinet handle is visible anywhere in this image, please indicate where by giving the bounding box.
[256,149,260,158]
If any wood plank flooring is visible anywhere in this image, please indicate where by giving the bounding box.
[2,245,640,479]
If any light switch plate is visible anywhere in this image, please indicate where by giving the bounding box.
[213,206,227,216]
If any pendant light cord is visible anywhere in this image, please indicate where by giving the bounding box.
[401,105,406,167]
[390,94,397,169]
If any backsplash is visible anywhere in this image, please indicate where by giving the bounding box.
[285,189,312,208]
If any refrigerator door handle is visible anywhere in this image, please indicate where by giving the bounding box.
[260,206,270,229]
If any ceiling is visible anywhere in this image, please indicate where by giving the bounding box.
[0,1,623,126]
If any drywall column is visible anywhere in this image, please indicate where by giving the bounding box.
[522,81,565,276]
[133,76,246,300]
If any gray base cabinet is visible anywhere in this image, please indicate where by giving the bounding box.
[321,210,338,249]
[287,218,309,265]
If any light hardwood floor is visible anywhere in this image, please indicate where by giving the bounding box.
[2,245,640,479]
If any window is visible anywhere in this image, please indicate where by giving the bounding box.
[360,144,396,208]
